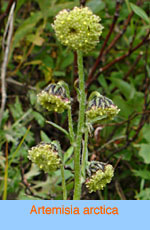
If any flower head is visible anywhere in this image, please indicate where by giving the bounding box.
[86,161,114,193]
[28,142,61,173]
[86,92,120,121]
[52,7,103,53]
[37,82,70,113]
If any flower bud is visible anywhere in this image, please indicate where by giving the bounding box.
[52,7,103,53]
[86,92,120,121]
[28,142,61,173]
[86,161,114,193]
[37,82,70,113]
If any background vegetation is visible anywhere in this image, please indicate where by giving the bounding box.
[0,0,150,200]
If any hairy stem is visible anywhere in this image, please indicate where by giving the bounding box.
[73,51,86,200]
[61,165,67,200]
[81,128,88,179]
[68,107,75,144]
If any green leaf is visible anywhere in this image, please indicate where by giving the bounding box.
[27,34,45,46]
[87,0,105,14]
[60,52,74,69]
[9,97,23,121]
[25,164,40,180]
[35,0,51,18]
[113,95,131,118]
[98,75,110,94]
[15,0,26,14]
[29,91,37,106]
[32,111,45,127]
[142,124,150,143]
[1,109,9,127]
[15,0,26,15]
[130,3,150,24]
[111,78,135,100]
[12,11,42,49]
[133,169,150,180]
[53,71,66,77]
[36,1,78,19]
[135,188,150,200]
[64,146,74,163]
[40,131,51,143]
[139,144,150,164]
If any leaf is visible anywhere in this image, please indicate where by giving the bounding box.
[53,71,66,77]
[135,188,150,200]
[32,111,45,127]
[1,109,9,127]
[9,97,23,121]
[25,60,42,66]
[139,144,150,164]
[40,131,51,143]
[36,1,78,19]
[130,3,150,24]
[142,124,150,143]
[60,52,74,69]
[46,1,79,18]
[12,11,42,49]
[87,0,105,14]
[98,75,110,94]
[56,169,73,185]
[15,0,26,14]
[35,0,51,18]
[111,78,136,100]
[132,169,150,180]
[113,95,131,118]
[41,56,54,68]
[8,126,31,166]
[29,91,38,106]
[27,34,45,46]
[25,164,40,180]
[64,146,74,163]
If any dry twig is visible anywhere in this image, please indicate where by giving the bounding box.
[0,2,15,126]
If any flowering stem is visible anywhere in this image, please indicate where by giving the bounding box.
[73,51,86,200]
[60,81,75,144]
[61,165,67,200]
[68,107,75,144]
[81,128,88,179]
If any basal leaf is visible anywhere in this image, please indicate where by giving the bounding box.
[139,144,150,164]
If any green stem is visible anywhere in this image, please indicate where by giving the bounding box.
[81,128,88,179]
[73,51,86,200]
[61,165,67,200]
[59,80,75,144]
[57,141,67,200]
[3,142,8,200]
[9,126,31,167]
[68,107,75,144]
[46,120,69,138]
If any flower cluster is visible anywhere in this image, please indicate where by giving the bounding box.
[52,6,103,53]
[86,162,114,193]
[28,142,61,173]
[37,83,70,113]
[86,92,120,121]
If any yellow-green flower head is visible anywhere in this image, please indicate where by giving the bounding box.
[37,83,70,113]
[28,142,61,173]
[86,92,120,121]
[86,161,114,193]
[52,7,103,53]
